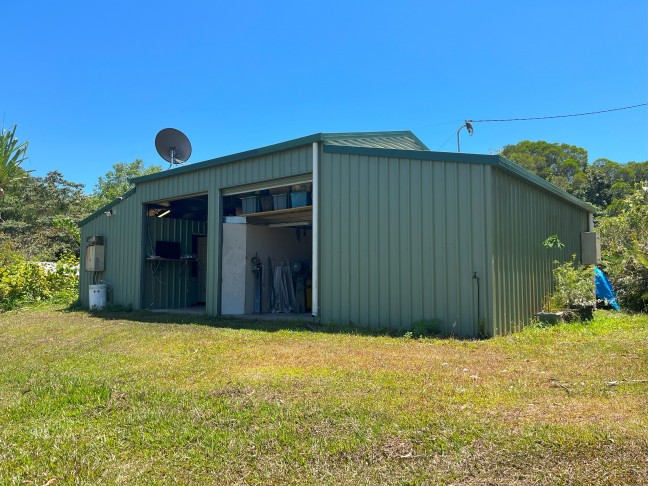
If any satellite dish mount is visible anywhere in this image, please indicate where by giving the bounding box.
[155,128,192,169]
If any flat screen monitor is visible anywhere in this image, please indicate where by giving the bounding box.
[155,241,181,259]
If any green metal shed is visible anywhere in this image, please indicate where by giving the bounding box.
[78,131,596,337]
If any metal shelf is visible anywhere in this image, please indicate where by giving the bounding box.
[239,205,313,226]
[146,257,196,262]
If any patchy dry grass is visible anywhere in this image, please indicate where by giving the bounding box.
[0,308,646,484]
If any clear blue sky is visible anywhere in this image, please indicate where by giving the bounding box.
[3,0,647,191]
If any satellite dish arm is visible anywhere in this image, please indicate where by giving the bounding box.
[168,146,177,168]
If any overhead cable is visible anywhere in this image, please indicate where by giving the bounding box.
[468,103,648,123]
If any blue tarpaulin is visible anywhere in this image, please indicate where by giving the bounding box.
[595,267,619,310]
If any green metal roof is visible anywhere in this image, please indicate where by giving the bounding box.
[320,132,428,150]
[131,131,428,185]
[80,131,429,226]
[123,129,592,214]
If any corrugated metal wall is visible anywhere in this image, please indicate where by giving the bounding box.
[79,145,312,313]
[79,193,143,309]
[79,139,593,338]
[489,170,589,336]
[319,152,490,336]
[143,217,207,309]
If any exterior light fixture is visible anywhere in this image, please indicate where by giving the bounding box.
[157,209,171,218]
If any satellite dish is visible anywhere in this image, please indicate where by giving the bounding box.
[155,128,192,168]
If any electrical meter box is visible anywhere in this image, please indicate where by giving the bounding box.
[86,236,105,272]
[581,232,601,265]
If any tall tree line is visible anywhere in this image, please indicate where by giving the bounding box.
[501,140,648,211]
[1,125,646,261]
[0,125,160,261]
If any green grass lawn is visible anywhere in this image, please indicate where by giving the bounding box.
[0,308,646,484]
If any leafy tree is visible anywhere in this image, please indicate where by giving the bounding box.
[0,126,88,260]
[0,171,90,260]
[574,159,618,209]
[598,185,648,312]
[501,142,646,210]
[90,159,161,209]
[501,140,588,193]
[0,128,162,260]
[626,161,648,183]
[0,124,31,202]
[574,158,647,210]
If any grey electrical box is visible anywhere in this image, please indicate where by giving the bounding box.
[87,235,104,246]
[86,236,105,271]
[581,232,600,265]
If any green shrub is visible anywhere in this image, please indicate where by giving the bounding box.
[0,243,78,310]
[548,255,595,312]
[410,319,442,337]
[599,186,648,312]
[541,236,594,318]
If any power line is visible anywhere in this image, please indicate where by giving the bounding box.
[436,130,457,151]
[468,102,648,123]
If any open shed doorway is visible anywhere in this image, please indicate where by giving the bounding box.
[221,181,313,316]
[143,193,208,313]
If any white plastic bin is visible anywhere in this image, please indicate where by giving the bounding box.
[89,284,107,309]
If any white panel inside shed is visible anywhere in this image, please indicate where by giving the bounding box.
[221,224,247,314]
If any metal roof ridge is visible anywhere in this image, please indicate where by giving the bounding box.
[320,130,429,150]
